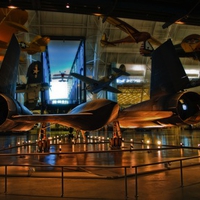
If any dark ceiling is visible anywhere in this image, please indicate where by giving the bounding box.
[1,0,200,28]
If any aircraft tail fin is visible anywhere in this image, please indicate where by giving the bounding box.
[0,34,20,98]
[27,61,44,84]
[112,64,130,76]
[150,39,190,98]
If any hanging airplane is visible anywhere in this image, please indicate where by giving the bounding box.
[1,34,200,136]
[52,71,72,82]
[99,15,200,61]
[19,35,50,55]
[70,64,130,94]
[0,8,49,56]
[98,15,161,47]
[140,34,200,61]
[0,8,28,42]
[0,8,28,61]
[16,61,50,110]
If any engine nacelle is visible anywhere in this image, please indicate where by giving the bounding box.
[0,94,33,132]
[159,91,200,125]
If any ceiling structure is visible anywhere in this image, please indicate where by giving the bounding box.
[1,1,200,104]
[1,1,200,27]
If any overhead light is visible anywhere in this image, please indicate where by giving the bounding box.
[66,3,70,9]
[8,0,17,9]
[8,5,17,9]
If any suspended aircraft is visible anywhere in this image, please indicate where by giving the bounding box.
[140,34,200,61]
[98,15,161,47]
[0,8,49,56]
[52,71,72,82]
[0,8,28,42]
[99,15,200,61]
[19,35,50,55]
[0,8,28,61]
[71,64,130,94]
[1,34,200,135]
[16,61,50,110]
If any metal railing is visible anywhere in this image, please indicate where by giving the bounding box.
[0,154,200,199]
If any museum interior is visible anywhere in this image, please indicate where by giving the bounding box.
[1,0,200,115]
[1,1,200,199]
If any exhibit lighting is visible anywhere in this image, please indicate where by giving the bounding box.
[185,69,199,79]
[8,0,17,9]
[66,3,70,8]
[128,64,145,71]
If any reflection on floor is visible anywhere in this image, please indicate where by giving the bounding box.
[0,127,200,170]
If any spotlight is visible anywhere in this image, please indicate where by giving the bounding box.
[8,0,17,9]
[66,3,70,9]
[180,142,184,147]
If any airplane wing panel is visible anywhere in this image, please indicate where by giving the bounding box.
[12,113,93,122]
[148,37,162,46]
[12,113,93,130]
[4,21,28,32]
[118,110,173,121]
[11,98,119,131]
[101,16,139,35]
[118,110,173,128]
[105,85,121,93]
[71,73,99,85]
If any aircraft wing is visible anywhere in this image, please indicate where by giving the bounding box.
[12,113,92,123]
[33,36,50,46]
[4,21,28,32]
[105,85,121,93]
[12,113,93,131]
[71,73,99,85]
[118,110,173,121]
[101,15,161,46]
[12,98,119,131]
[117,110,173,128]
[0,8,28,44]
[101,16,139,35]
[148,37,162,46]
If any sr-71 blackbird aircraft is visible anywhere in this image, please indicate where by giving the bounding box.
[1,34,200,133]
[71,64,130,93]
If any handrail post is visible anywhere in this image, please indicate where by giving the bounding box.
[180,160,183,187]
[124,167,128,199]
[4,165,7,193]
[61,166,64,197]
[135,166,138,198]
